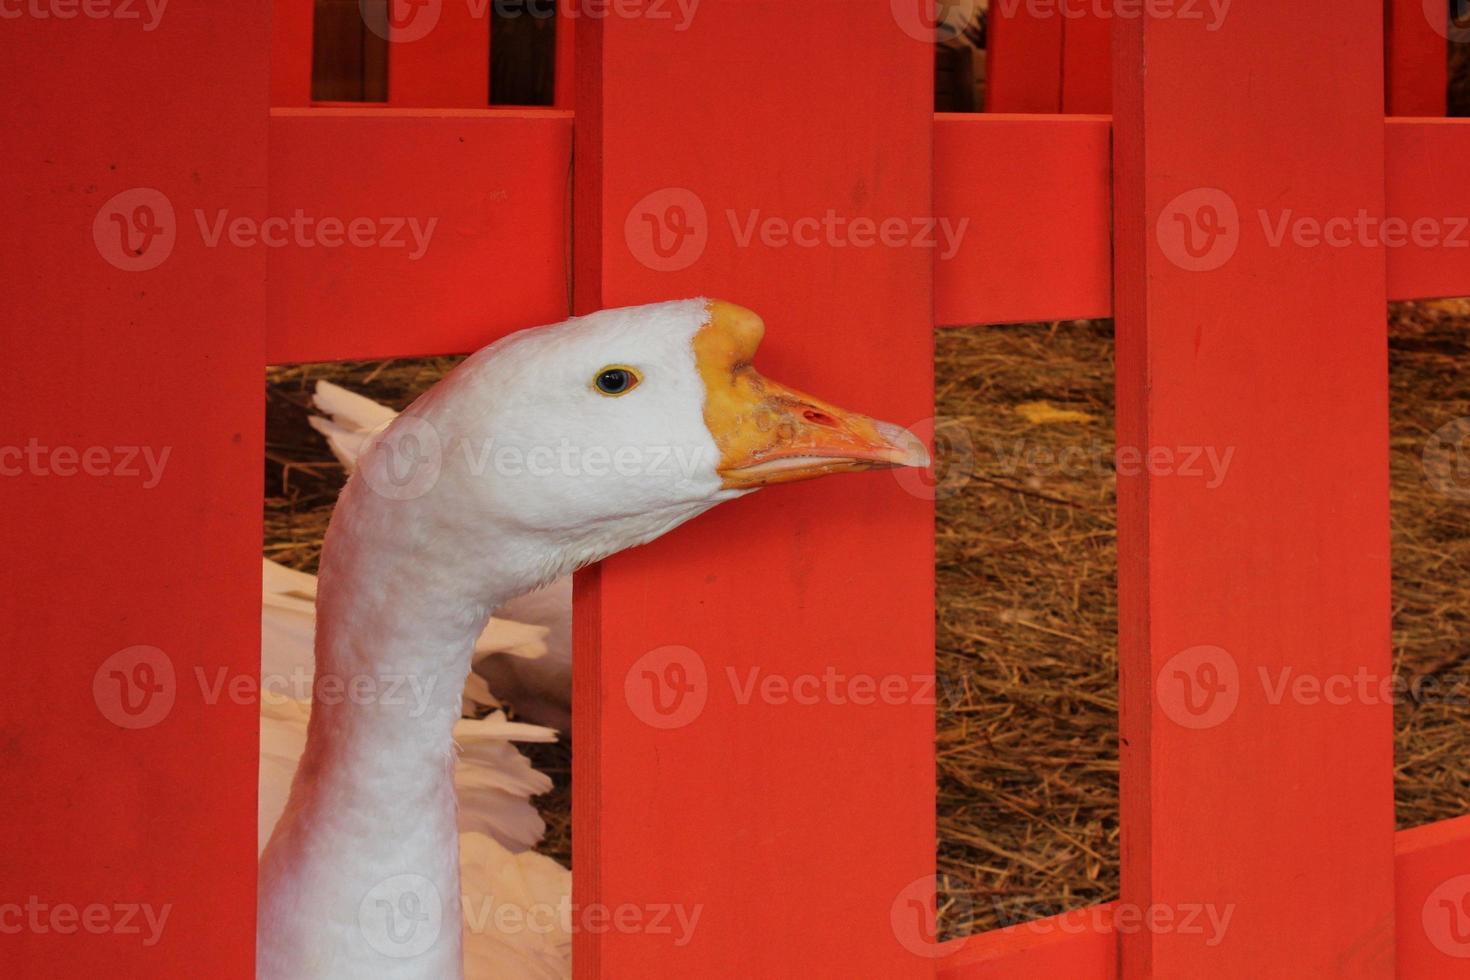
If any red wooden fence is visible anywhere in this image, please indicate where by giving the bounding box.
[987,0,1450,116]
[5,0,1470,977]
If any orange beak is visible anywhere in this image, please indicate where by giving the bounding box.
[695,300,931,490]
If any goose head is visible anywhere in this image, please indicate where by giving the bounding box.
[262,299,930,979]
[343,298,929,598]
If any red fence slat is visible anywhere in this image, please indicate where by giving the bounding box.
[1112,3,1395,975]
[266,107,571,363]
[985,2,1063,111]
[1386,0,1449,115]
[1387,118,1470,299]
[2,7,269,977]
[1060,11,1112,113]
[272,0,314,107]
[939,816,1470,978]
[571,2,934,976]
[1395,816,1470,975]
[554,0,576,108]
[387,0,491,107]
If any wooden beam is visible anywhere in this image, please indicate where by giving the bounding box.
[1112,2,1394,975]
[939,816,1470,978]
[1386,0,1449,115]
[554,0,576,109]
[1385,117,1470,300]
[934,115,1470,327]
[1394,815,1470,974]
[1060,12,1112,113]
[385,0,491,107]
[939,906,1117,979]
[1,6,269,976]
[272,0,315,107]
[266,107,571,364]
[571,2,934,975]
[261,112,1470,360]
[985,2,1063,111]
[934,113,1112,326]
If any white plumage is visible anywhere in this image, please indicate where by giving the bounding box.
[310,380,575,732]
[259,560,571,977]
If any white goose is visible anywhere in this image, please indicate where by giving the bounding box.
[255,299,928,980]
[309,382,575,732]
[260,560,572,977]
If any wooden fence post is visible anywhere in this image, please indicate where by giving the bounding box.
[1386,0,1449,115]
[1112,1,1396,976]
[386,0,492,106]
[986,2,1063,111]
[2,6,270,976]
[571,2,935,975]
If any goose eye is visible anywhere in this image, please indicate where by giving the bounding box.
[594,366,641,396]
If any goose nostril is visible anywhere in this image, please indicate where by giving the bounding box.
[802,409,837,427]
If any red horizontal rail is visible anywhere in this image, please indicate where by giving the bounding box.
[267,107,571,363]
[933,112,1112,326]
[265,112,1470,363]
[937,815,1470,978]
[935,114,1470,326]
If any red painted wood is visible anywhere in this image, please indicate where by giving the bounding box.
[932,115,1470,326]
[266,107,571,363]
[260,111,1470,355]
[571,2,933,976]
[1060,12,1112,113]
[940,817,1470,978]
[934,113,1112,326]
[938,906,1117,979]
[272,0,315,106]
[387,0,491,106]
[986,2,1063,111]
[2,6,268,978]
[1112,3,1395,976]
[1396,815,1470,975]
[1386,117,1470,300]
[554,0,576,109]
[1386,0,1449,115]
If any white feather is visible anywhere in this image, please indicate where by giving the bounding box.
[309,382,575,731]
[259,560,570,979]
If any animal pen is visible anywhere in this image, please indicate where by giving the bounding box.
[5,0,1470,977]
